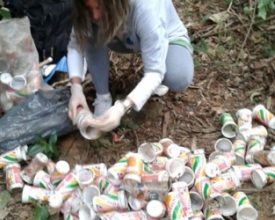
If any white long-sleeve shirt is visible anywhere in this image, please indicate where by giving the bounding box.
[67,0,190,111]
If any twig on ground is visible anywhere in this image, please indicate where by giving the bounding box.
[250,92,262,102]
[226,0,233,12]
[267,96,272,110]
[162,112,170,137]
[236,185,274,194]
[188,85,202,89]
[133,130,139,150]
[235,0,257,64]
[191,136,197,151]
[194,14,275,39]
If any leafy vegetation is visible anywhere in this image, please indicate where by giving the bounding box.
[0,0,11,20]
[33,205,49,220]
[27,134,59,159]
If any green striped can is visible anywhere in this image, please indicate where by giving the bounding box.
[165,191,188,220]
[55,172,78,200]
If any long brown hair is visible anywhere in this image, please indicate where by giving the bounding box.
[72,0,131,49]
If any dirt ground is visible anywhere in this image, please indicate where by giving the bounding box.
[1,0,275,219]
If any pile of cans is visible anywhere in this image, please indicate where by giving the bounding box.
[1,103,275,220]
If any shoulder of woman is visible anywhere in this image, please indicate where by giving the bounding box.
[130,0,154,12]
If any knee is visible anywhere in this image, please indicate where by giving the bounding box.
[164,67,194,92]
[173,70,193,92]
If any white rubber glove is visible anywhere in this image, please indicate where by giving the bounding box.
[68,84,89,124]
[90,101,125,132]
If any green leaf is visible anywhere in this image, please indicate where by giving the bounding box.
[243,7,252,15]
[43,144,49,154]
[27,144,44,157]
[49,133,59,156]
[201,12,212,23]
[33,205,49,220]
[0,190,11,210]
[49,143,59,156]
[49,133,57,146]
[38,135,47,145]
[200,40,208,53]
[47,152,53,159]
[0,8,11,19]
[97,138,112,147]
[257,7,267,19]
[120,120,137,130]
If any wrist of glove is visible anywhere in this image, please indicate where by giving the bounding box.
[69,84,89,124]
[71,83,83,94]
[89,100,127,132]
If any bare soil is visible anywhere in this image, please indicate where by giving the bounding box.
[1,0,275,219]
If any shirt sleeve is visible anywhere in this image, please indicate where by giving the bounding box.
[67,28,85,79]
[128,3,169,111]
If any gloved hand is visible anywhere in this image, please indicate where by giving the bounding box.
[68,84,89,124]
[90,101,125,132]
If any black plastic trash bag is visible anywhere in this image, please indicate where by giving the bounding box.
[0,88,76,153]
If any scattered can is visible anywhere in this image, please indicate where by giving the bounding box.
[33,170,52,189]
[55,172,79,200]
[205,155,231,178]
[249,150,275,166]
[178,166,195,189]
[189,210,204,220]
[233,191,258,220]
[75,168,95,190]
[188,151,207,178]
[172,181,193,218]
[232,164,262,182]
[210,169,240,193]
[133,183,167,202]
[220,113,237,138]
[245,138,265,163]
[110,210,148,220]
[165,158,185,180]
[203,205,224,220]
[123,154,143,193]
[82,185,101,208]
[252,104,275,129]
[232,139,247,165]
[4,163,24,192]
[214,138,233,152]
[0,145,27,168]
[20,152,48,184]
[236,108,252,132]
[218,193,237,217]
[150,156,168,170]
[251,166,275,189]
[92,191,123,213]
[128,195,148,211]
[22,185,51,204]
[94,176,118,194]
[146,200,166,219]
[75,163,107,178]
[106,156,128,186]
[189,191,204,211]
[195,177,225,209]
[208,151,236,165]
[50,160,70,185]
[165,191,188,220]
[60,189,82,215]
[138,142,163,163]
